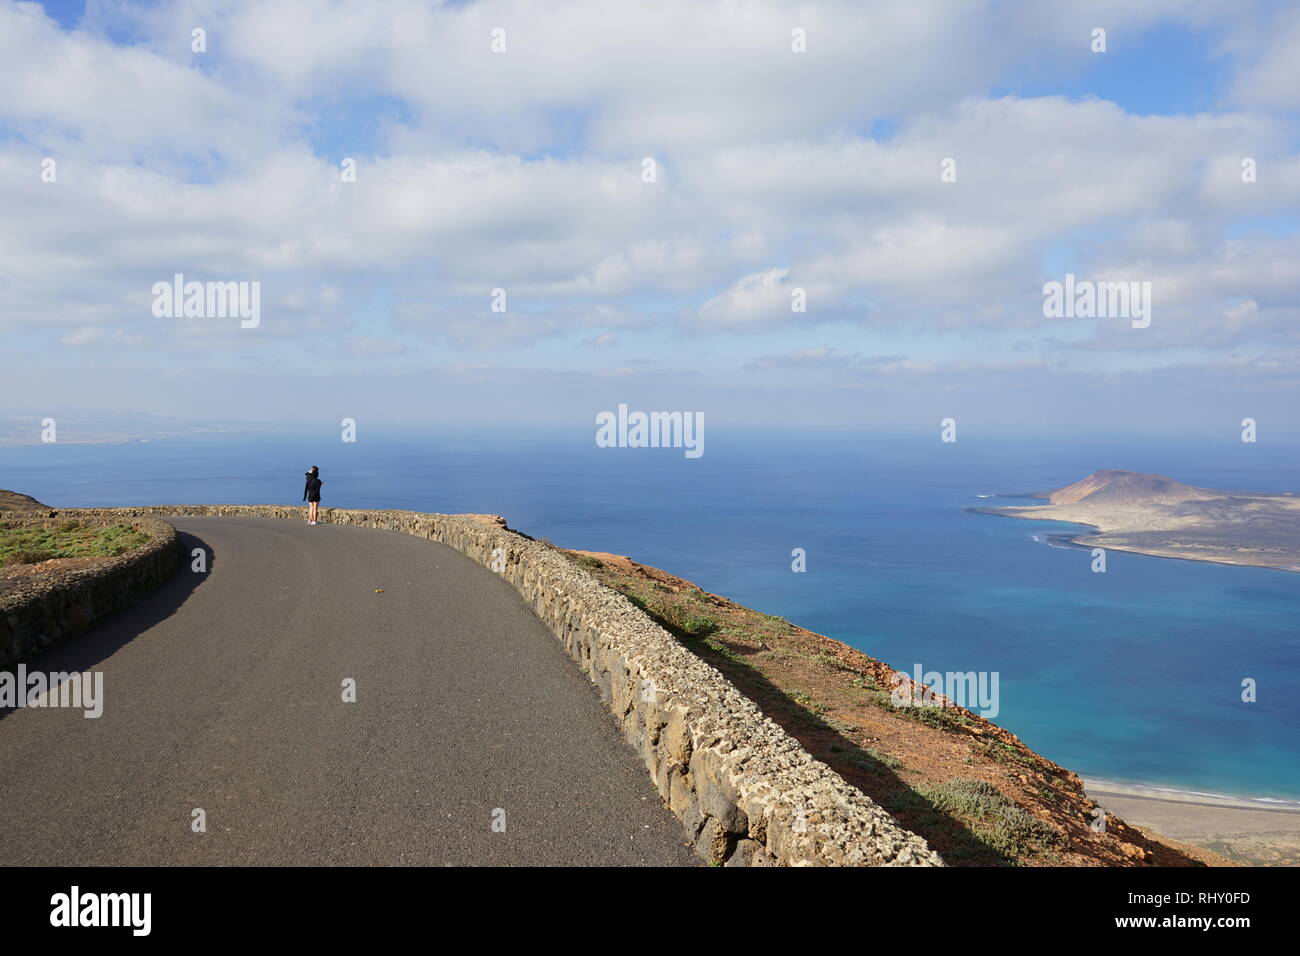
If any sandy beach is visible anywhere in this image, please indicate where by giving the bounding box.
[1085,779,1300,866]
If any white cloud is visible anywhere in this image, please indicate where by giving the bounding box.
[0,0,1298,431]
[1223,4,1300,110]
[695,268,793,328]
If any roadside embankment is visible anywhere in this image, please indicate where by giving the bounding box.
[0,513,183,669]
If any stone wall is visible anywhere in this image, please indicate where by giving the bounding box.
[0,514,183,669]
[36,504,944,867]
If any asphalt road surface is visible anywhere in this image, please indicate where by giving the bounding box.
[0,517,696,866]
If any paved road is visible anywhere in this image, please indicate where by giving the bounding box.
[0,517,696,866]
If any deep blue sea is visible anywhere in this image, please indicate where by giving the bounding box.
[3,425,1297,803]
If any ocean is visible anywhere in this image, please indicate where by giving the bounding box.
[3,425,1297,804]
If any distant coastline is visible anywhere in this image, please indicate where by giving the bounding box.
[970,469,1300,574]
[0,412,256,447]
[969,505,1300,573]
[1085,778,1300,812]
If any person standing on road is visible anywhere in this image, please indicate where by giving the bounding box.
[304,466,324,525]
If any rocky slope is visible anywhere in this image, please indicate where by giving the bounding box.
[1040,469,1198,505]
[0,490,51,512]
[565,547,1229,867]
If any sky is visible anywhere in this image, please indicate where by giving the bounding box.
[2,0,1299,434]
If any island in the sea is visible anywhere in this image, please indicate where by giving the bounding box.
[969,469,1300,572]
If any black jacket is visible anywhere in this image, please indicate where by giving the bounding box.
[303,476,323,502]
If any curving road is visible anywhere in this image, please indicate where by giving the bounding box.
[0,517,696,866]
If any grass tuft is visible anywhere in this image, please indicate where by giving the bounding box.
[0,521,150,567]
[916,778,1063,858]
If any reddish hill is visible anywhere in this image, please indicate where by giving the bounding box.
[1046,470,1198,505]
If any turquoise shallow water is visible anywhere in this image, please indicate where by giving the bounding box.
[2,425,1297,801]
